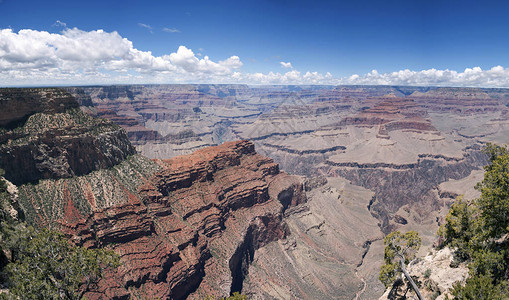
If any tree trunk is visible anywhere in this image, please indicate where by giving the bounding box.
[398,255,423,300]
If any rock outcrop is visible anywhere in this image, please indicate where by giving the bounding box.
[379,247,468,300]
[16,138,305,299]
[0,88,79,127]
[0,88,135,185]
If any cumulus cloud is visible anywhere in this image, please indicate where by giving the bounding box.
[338,67,509,87]
[229,70,335,85]
[167,46,242,75]
[233,66,509,87]
[1,27,509,87]
[280,61,292,69]
[0,28,243,85]
[219,67,509,87]
[163,27,180,33]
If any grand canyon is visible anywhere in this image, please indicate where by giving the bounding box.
[1,85,508,299]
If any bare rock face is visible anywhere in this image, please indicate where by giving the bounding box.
[379,248,468,300]
[411,88,503,114]
[18,140,304,299]
[64,85,237,147]
[0,88,136,185]
[61,85,508,297]
[0,88,79,127]
[336,96,438,137]
[325,147,487,233]
[243,176,386,300]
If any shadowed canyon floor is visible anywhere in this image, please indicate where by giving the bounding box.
[1,86,509,299]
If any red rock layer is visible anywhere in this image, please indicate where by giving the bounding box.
[336,97,437,135]
[61,140,304,299]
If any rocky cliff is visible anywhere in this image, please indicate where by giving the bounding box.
[0,88,79,128]
[62,85,509,296]
[14,134,306,298]
[0,88,135,186]
[2,87,389,299]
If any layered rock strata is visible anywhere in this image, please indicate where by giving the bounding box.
[10,85,509,299]
[66,84,508,251]
[18,140,305,299]
[0,88,79,127]
[0,88,135,185]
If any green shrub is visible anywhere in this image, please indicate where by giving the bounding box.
[450,274,509,300]
[0,226,119,300]
[439,144,509,296]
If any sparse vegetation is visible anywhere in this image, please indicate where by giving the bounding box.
[0,225,119,299]
[379,230,423,299]
[0,169,10,222]
[0,168,119,299]
[438,143,509,298]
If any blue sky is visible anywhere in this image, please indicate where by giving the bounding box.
[1,0,509,86]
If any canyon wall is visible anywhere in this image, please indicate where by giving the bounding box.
[1,88,391,298]
[0,88,135,186]
[3,86,509,299]
[68,84,509,274]
[1,90,344,299]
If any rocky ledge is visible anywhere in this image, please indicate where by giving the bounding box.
[337,97,438,136]
[0,88,136,185]
[0,88,79,127]
[51,140,305,299]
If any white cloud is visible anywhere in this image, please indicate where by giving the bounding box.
[1,27,509,87]
[138,23,153,33]
[138,23,152,30]
[220,66,509,87]
[336,66,509,87]
[53,20,67,27]
[280,61,292,68]
[229,70,337,85]
[0,28,243,85]
[163,27,180,33]
[167,46,242,75]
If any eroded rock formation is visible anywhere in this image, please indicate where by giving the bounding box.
[0,88,79,127]
[61,85,509,297]
[0,88,135,185]
[4,86,509,299]
[17,137,306,299]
